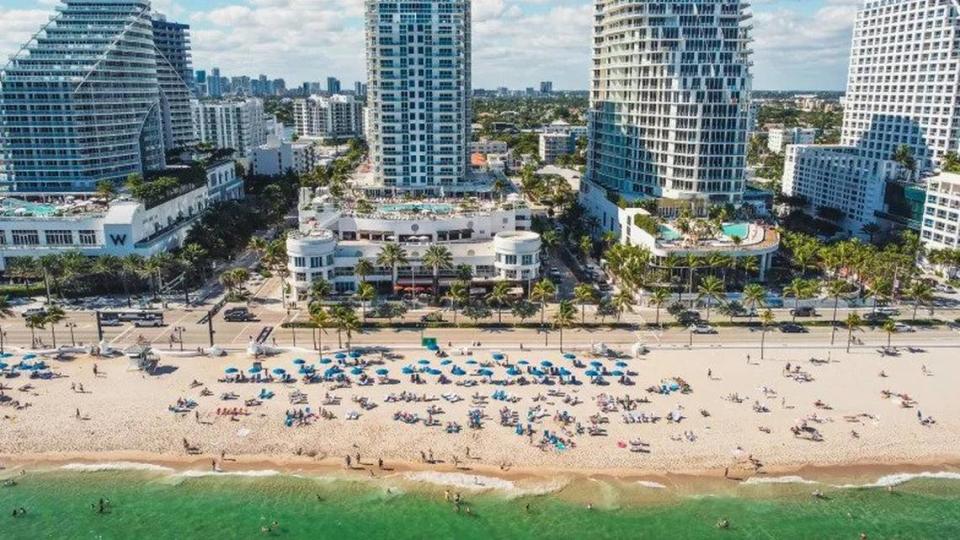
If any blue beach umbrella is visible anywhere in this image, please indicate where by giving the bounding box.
[451,367,466,376]
[401,366,415,375]
[335,353,347,360]
[376,368,389,376]
[559,368,571,376]
[350,350,362,358]
[351,367,364,375]
[610,370,624,377]
[541,360,553,368]
[293,358,306,365]
[418,359,431,365]
[478,368,494,376]
[492,353,505,361]
[0,352,12,358]
[517,360,529,365]
[466,359,478,365]
[506,368,521,377]
[0,363,8,370]
[22,354,36,360]
[225,367,239,374]
[563,353,576,360]
[426,343,439,351]
[584,370,599,378]
[319,358,332,364]
[272,368,286,375]
[440,359,453,366]
[590,361,603,368]
[248,367,262,374]
[429,368,442,376]
[616,361,628,368]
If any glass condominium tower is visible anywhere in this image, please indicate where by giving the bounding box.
[587,0,752,205]
[365,0,472,194]
[0,0,194,193]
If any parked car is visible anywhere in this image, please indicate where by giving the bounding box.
[893,322,915,333]
[224,307,256,322]
[779,322,808,333]
[21,308,47,319]
[677,310,702,325]
[689,323,717,334]
[133,318,164,328]
[864,312,890,323]
[790,306,817,317]
[99,318,123,327]
[876,307,901,316]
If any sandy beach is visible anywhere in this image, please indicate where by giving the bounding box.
[1,342,959,485]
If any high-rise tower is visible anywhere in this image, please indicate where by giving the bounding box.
[586,0,752,207]
[365,0,472,194]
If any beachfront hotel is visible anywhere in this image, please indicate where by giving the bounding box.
[0,0,195,193]
[365,0,473,195]
[782,0,960,237]
[285,0,541,300]
[579,0,776,271]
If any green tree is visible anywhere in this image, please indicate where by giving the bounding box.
[333,305,361,351]
[26,313,46,348]
[611,289,634,322]
[905,280,934,321]
[882,319,897,350]
[553,300,577,353]
[782,278,814,322]
[309,303,332,352]
[696,275,725,322]
[376,244,409,294]
[486,281,512,324]
[845,312,862,353]
[422,245,454,302]
[443,281,469,326]
[741,283,767,324]
[573,283,597,323]
[529,279,557,326]
[511,300,538,324]
[354,258,375,284]
[648,288,670,327]
[44,305,66,348]
[356,282,377,323]
[309,279,333,305]
[824,280,854,345]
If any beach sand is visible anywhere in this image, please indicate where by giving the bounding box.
[1,343,958,485]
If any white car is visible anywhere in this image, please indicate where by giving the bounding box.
[690,323,717,334]
[133,318,165,328]
[893,322,915,333]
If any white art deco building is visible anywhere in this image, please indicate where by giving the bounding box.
[365,0,472,194]
[0,0,195,193]
[586,0,752,212]
[293,95,365,139]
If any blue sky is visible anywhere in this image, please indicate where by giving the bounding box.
[1,0,862,90]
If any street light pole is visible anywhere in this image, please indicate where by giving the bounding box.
[66,323,77,346]
[207,310,215,348]
[0,327,5,354]
[174,326,186,352]
[95,311,104,342]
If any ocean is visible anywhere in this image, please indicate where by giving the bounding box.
[1,467,959,539]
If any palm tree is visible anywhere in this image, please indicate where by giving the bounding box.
[37,254,61,303]
[247,236,268,258]
[741,283,767,324]
[377,244,409,294]
[180,243,209,282]
[685,255,702,300]
[697,275,725,322]
[44,306,66,348]
[882,319,897,350]
[309,304,332,352]
[759,308,775,360]
[120,254,144,307]
[578,235,593,262]
[26,313,46,348]
[511,300,538,324]
[529,279,557,326]
[782,278,813,322]
[845,312,863,353]
[422,245,454,302]
[334,306,361,351]
[824,280,853,345]
[486,281,512,324]
[356,282,377,323]
[573,283,597,323]
[611,290,634,322]
[309,279,333,306]
[553,300,577,353]
[354,258,375,284]
[661,254,682,302]
[905,280,934,321]
[648,288,670,327]
[443,281,469,326]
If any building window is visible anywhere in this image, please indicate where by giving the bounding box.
[326,254,335,265]
[504,255,517,265]
[0,232,5,245]
[310,257,322,268]
[78,230,97,245]
[11,230,39,246]
[292,257,306,268]
[295,272,307,282]
[521,255,533,265]
[45,230,74,246]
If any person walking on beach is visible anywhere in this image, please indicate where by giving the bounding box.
[345,455,352,469]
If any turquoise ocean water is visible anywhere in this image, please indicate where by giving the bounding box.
[0,469,959,539]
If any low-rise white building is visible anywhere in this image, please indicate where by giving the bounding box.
[285,189,541,299]
[782,145,898,235]
[251,136,330,176]
[921,172,960,250]
[767,127,817,154]
[470,139,508,154]
[539,133,573,164]
[293,94,364,139]
[0,160,243,272]
[192,98,268,156]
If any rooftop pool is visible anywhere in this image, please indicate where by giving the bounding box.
[378,203,455,214]
[657,222,751,242]
[0,197,59,217]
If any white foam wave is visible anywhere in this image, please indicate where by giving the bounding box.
[404,471,515,491]
[60,462,174,473]
[636,481,667,489]
[176,469,281,478]
[835,471,960,489]
[742,476,819,486]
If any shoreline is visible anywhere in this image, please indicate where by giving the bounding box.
[5,451,960,496]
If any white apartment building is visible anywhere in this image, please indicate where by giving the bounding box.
[0,160,242,272]
[768,128,817,154]
[586,0,752,209]
[252,136,330,176]
[783,145,898,232]
[470,139,508,154]
[542,120,587,140]
[292,95,364,139]
[539,133,573,164]
[921,171,960,249]
[365,0,472,194]
[285,189,541,299]
[192,99,267,155]
[841,0,960,173]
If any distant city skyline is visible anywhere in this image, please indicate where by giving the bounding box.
[0,0,860,91]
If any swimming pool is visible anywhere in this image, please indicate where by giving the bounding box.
[378,203,455,214]
[658,225,682,241]
[722,223,750,239]
[0,197,59,217]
